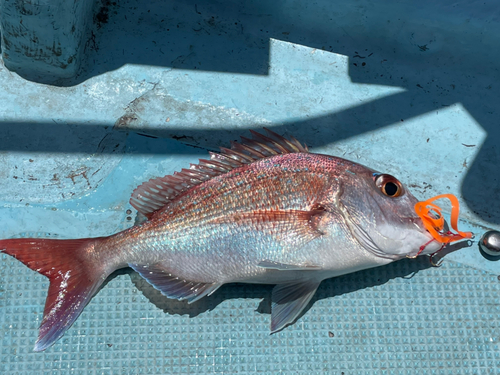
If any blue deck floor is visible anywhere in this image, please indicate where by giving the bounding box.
[1,1,499,374]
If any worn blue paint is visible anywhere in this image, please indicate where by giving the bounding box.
[0,0,499,373]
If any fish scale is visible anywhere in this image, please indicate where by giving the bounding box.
[0,128,449,351]
[169,156,331,216]
[118,156,336,275]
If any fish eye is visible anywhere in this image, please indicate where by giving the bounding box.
[374,174,404,197]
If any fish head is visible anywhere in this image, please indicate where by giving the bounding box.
[336,164,442,259]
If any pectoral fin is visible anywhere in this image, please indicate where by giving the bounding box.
[270,279,321,333]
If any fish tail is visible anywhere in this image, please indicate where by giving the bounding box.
[1,237,110,351]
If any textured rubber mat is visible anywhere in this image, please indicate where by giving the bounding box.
[1,253,499,374]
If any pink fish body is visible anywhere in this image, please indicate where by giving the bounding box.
[0,129,441,351]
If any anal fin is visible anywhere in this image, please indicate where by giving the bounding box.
[129,263,220,303]
[271,279,321,333]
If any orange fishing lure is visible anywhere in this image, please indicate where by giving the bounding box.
[414,194,473,244]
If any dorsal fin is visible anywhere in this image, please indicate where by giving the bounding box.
[129,128,309,219]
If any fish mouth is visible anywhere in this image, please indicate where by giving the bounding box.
[401,216,445,257]
[407,216,444,237]
[414,194,473,244]
[414,236,443,257]
[406,216,434,237]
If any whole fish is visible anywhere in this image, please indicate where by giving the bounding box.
[1,129,443,351]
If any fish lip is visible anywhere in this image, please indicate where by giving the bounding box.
[405,215,449,243]
[405,216,427,232]
[405,216,445,247]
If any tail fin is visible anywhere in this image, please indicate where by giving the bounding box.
[1,237,108,351]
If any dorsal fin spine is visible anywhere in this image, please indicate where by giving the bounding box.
[219,147,250,164]
[229,141,265,159]
[200,160,231,172]
[250,130,290,153]
[265,128,303,152]
[196,160,231,173]
[140,193,166,206]
[289,136,305,152]
[129,129,309,218]
[209,153,245,170]
[239,136,276,157]
[181,169,207,180]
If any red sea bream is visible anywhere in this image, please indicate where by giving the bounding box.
[0,129,444,351]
